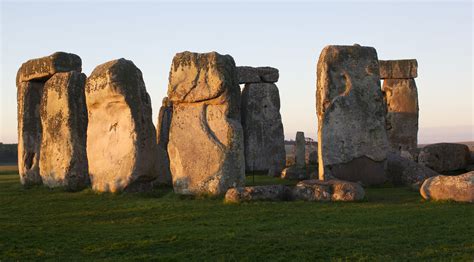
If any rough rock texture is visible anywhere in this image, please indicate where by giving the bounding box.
[17,81,44,186]
[167,51,245,195]
[281,166,308,180]
[420,172,474,203]
[39,72,89,191]
[293,179,365,202]
[382,79,419,157]
[386,153,439,187]
[86,59,158,192]
[418,143,470,173]
[16,52,82,84]
[316,45,389,185]
[155,97,173,185]
[379,59,418,79]
[224,185,292,203]
[286,155,295,167]
[237,66,279,84]
[295,132,306,168]
[241,83,285,176]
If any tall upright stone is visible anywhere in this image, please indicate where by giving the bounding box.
[16,52,82,187]
[316,45,389,185]
[85,59,158,192]
[241,83,285,176]
[380,59,419,158]
[39,71,89,191]
[155,97,173,185]
[295,132,306,168]
[167,51,245,195]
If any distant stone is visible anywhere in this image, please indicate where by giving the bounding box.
[293,179,365,202]
[386,153,439,187]
[224,185,292,203]
[39,72,89,191]
[167,51,245,195]
[281,166,308,180]
[295,132,306,168]
[17,81,43,187]
[382,79,419,156]
[286,155,295,166]
[16,52,82,84]
[257,67,279,83]
[155,97,173,185]
[241,83,286,177]
[379,59,418,79]
[418,143,470,173]
[307,150,318,165]
[237,66,260,84]
[316,45,389,185]
[420,172,474,203]
[86,59,158,192]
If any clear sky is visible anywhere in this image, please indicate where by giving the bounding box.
[1,1,472,144]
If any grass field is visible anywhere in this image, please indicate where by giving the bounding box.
[0,166,473,261]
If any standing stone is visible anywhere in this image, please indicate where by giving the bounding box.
[167,51,245,195]
[85,59,158,192]
[17,81,43,186]
[16,52,83,187]
[155,97,173,184]
[295,132,306,168]
[39,72,89,191]
[241,83,285,176]
[316,45,389,185]
[380,59,419,158]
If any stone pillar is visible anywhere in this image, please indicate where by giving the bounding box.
[16,52,82,187]
[379,59,419,159]
[155,97,173,185]
[39,72,89,191]
[85,59,158,192]
[239,67,285,177]
[295,131,306,168]
[316,45,389,185]
[167,51,245,195]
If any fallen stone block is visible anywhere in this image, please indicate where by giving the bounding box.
[420,172,474,203]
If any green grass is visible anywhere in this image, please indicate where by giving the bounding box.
[0,168,473,261]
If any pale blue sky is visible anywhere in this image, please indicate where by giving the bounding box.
[1,1,472,143]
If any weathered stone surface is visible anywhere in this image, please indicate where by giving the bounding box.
[168,51,245,195]
[257,67,279,83]
[293,179,365,202]
[295,132,306,168]
[383,79,419,157]
[316,45,389,185]
[17,81,43,186]
[241,83,285,176]
[379,59,418,79]
[86,59,158,192]
[155,97,173,185]
[237,66,260,84]
[386,153,439,187]
[17,52,82,84]
[418,143,470,173]
[236,66,279,84]
[281,166,308,180]
[224,185,291,203]
[286,155,295,167]
[39,72,89,191]
[420,172,474,203]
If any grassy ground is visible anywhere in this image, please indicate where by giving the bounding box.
[0,167,473,261]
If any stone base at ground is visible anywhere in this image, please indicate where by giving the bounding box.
[224,185,292,203]
[281,166,308,180]
[386,153,439,187]
[225,179,364,203]
[418,143,470,173]
[420,172,474,203]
